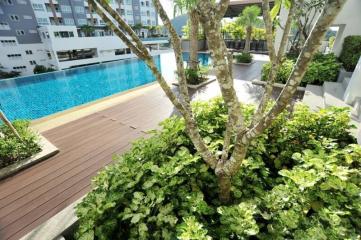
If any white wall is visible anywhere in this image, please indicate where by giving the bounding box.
[0,37,50,76]
[275,0,361,56]
[331,0,361,56]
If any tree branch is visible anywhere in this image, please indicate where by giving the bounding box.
[243,0,348,145]
[152,0,191,108]
[90,0,218,169]
[250,0,296,127]
[216,0,230,19]
[225,0,347,176]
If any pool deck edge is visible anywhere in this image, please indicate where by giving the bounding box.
[31,82,158,133]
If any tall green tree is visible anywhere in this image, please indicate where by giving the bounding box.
[174,0,199,71]
[88,0,347,203]
[236,5,262,52]
[80,24,95,37]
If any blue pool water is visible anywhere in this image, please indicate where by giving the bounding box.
[0,52,210,121]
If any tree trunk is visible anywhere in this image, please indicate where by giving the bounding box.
[189,10,199,71]
[244,26,252,53]
[218,175,231,203]
[89,4,95,26]
[0,110,21,140]
[49,0,59,25]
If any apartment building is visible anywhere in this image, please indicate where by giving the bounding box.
[0,0,163,76]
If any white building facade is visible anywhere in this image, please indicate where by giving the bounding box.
[0,0,163,76]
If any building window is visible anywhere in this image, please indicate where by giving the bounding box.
[25,50,33,55]
[9,15,20,21]
[13,66,26,70]
[6,0,13,5]
[146,10,150,16]
[141,1,144,6]
[61,5,72,13]
[64,18,75,25]
[23,15,33,20]
[54,31,74,38]
[17,0,27,4]
[29,29,38,34]
[125,0,131,4]
[37,17,49,26]
[16,30,25,36]
[32,3,44,11]
[0,7,3,14]
[29,60,37,65]
[74,6,84,14]
[1,40,16,46]
[128,19,134,25]
[99,20,105,25]
[0,22,10,30]
[7,54,22,59]
[127,10,132,15]
[145,1,149,6]
[77,19,87,25]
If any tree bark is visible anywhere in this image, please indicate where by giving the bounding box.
[244,26,252,53]
[49,0,59,25]
[0,110,21,140]
[218,175,231,203]
[189,10,199,71]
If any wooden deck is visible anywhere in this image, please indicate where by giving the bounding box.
[0,87,176,240]
[0,58,275,240]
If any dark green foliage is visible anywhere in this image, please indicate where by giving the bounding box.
[234,52,253,63]
[33,65,56,74]
[75,98,359,240]
[184,66,208,85]
[339,35,361,72]
[0,70,20,79]
[0,120,41,168]
[261,53,341,86]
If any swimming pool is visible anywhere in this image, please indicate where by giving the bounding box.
[0,52,210,121]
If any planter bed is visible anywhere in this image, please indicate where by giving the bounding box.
[233,60,255,66]
[252,79,306,91]
[172,77,216,89]
[0,134,59,180]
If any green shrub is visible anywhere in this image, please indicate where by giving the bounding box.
[0,70,20,79]
[339,35,361,72]
[261,53,341,86]
[75,98,359,240]
[33,65,56,74]
[234,52,253,63]
[184,65,209,85]
[0,120,41,168]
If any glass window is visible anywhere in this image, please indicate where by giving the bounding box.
[64,18,75,25]
[16,30,25,36]
[0,22,10,30]
[9,15,19,21]
[61,5,72,13]
[32,3,44,11]
[37,18,49,25]
[127,10,132,15]
[74,6,84,14]
[77,19,87,25]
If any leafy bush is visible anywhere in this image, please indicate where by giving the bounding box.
[75,98,359,240]
[184,66,209,85]
[234,52,253,63]
[262,53,341,86]
[33,65,56,74]
[0,120,41,168]
[0,70,20,79]
[339,35,361,72]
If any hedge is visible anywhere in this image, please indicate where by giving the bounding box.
[75,98,359,240]
[261,53,341,86]
[339,35,361,72]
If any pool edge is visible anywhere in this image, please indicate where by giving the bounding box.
[31,81,159,133]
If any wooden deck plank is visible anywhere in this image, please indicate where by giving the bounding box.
[0,126,141,219]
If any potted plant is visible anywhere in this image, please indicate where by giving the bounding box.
[233,52,254,65]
